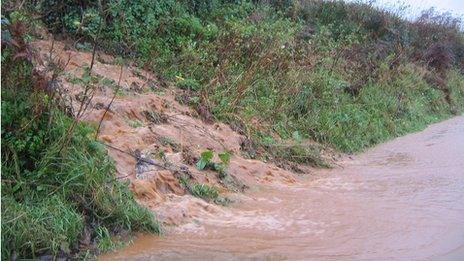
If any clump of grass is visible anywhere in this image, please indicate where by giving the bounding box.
[127,118,143,128]
[95,227,121,253]
[179,175,219,201]
[143,110,169,124]
[253,129,329,167]
[158,136,181,152]
[269,143,329,168]
[1,34,159,259]
[2,195,84,258]
[189,183,220,201]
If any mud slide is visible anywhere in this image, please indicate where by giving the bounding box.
[102,116,464,260]
[32,39,463,260]
[33,39,309,226]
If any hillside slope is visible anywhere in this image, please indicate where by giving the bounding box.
[1,0,463,259]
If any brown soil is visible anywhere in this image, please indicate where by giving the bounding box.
[32,39,325,226]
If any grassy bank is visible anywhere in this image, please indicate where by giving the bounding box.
[27,0,464,154]
[1,0,463,258]
[1,20,160,259]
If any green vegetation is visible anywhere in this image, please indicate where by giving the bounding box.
[2,0,464,258]
[1,22,159,259]
[196,150,231,174]
[179,175,220,201]
[196,150,215,170]
[189,183,220,200]
[24,0,463,155]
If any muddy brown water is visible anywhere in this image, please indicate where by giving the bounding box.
[102,117,464,260]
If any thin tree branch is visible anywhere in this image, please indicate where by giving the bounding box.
[94,62,124,140]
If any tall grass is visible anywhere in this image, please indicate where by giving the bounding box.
[2,1,463,257]
[1,30,160,259]
[29,0,463,155]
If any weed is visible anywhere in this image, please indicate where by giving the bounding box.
[178,175,220,201]
[1,28,160,259]
[196,150,214,170]
[127,119,143,128]
[196,150,231,173]
[189,183,220,201]
[143,110,169,124]
[269,143,329,168]
[158,136,181,152]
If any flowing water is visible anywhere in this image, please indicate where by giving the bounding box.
[103,117,464,260]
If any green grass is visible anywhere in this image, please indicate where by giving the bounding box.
[2,3,463,258]
[179,175,220,201]
[1,45,160,259]
[29,0,463,158]
[128,119,144,128]
[190,183,220,200]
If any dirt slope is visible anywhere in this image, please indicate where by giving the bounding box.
[32,39,322,227]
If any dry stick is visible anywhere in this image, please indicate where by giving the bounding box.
[95,63,124,140]
[58,44,99,153]
[94,62,124,140]
[89,40,98,72]
[100,142,172,171]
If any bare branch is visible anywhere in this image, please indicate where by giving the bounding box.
[94,62,124,140]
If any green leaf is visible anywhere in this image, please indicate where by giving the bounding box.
[218,151,231,166]
[200,150,213,161]
[196,159,207,170]
[196,150,213,170]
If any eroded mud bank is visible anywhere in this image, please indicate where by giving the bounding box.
[103,116,464,260]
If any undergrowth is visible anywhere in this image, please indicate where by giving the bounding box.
[179,176,220,201]
[1,22,160,259]
[2,1,463,258]
[189,183,220,201]
[20,0,463,156]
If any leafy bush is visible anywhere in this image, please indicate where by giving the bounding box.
[196,150,231,173]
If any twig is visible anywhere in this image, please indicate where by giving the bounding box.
[89,40,97,72]
[94,62,124,139]
[99,142,171,170]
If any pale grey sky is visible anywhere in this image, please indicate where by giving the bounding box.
[352,0,464,19]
